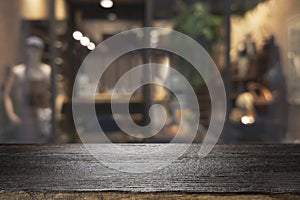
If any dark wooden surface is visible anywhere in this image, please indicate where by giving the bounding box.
[0,144,299,193]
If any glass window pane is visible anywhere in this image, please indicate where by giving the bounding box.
[0,0,300,144]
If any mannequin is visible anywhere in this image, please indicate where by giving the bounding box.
[3,36,51,143]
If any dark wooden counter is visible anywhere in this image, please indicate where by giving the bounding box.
[0,144,299,199]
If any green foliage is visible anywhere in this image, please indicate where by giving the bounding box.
[173,3,223,89]
[174,3,223,52]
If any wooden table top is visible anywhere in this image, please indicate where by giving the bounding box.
[0,144,299,194]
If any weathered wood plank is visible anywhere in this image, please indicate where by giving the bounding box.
[0,144,299,194]
[0,192,300,200]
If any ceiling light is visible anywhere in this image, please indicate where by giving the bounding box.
[73,31,83,40]
[100,0,113,8]
[87,42,96,50]
[80,36,90,46]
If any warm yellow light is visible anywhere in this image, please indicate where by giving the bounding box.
[21,0,47,20]
[100,0,113,8]
[80,37,90,46]
[56,0,67,20]
[73,31,83,40]
[21,0,67,20]
[87,42,96,50]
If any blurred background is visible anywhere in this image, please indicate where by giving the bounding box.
[0,0,299,144]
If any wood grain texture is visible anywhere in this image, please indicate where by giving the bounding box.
[0,144,299,194]
[0,192,300,200]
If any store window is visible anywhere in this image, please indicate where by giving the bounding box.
[0,0,299,144]
[0,0,68,143]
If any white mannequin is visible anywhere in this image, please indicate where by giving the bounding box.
[3,36,51,142]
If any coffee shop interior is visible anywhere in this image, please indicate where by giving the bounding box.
[0,0,300,144]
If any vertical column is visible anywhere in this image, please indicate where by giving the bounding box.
[223,0,232,142]
[143,0,153,126]
[49,0,57,142]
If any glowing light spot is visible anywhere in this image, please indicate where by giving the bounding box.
[73,31,83,41]
[241,115,255,125]
[80,37,90,46]
[87,42,96,50]
[100,0,113,8]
